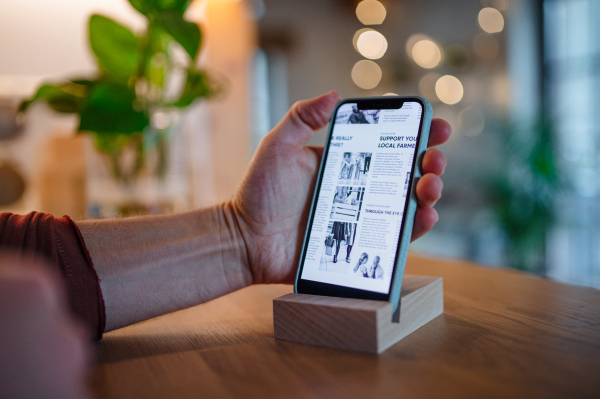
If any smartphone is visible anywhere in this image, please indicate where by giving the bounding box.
[294,96,433,312]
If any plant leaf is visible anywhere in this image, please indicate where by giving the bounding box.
[19,83,87,113]
[147,25,171,55]
[128,0,192,16]
[69,78,97,87]
[155,12,200,60]
[89,14,139,81]
[19,85,56,112]
[79,82,149,134]
[172,68,215,108]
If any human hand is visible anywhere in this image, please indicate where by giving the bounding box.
[0,255,89,399]
[231,91,451,284]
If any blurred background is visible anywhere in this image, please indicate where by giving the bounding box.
[1,0,599,289]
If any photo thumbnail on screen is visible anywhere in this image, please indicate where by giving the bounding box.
[335,104,380,124]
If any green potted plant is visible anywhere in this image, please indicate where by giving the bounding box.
[20,0,218,216]
[485,119,561,274]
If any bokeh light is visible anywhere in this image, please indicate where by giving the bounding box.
[356,30,388,59]
[435,75,464,104]
[351,60,382,89]
[356,0,386,25]
[473,32,499,59]
[405,33,430,58]
[457,107,485,136]
[418,72,441,101]
[383,93,398,96]
[353,28,374,52]
[412,40,442,69]
[478,7,504,33]
[151,111,171,130]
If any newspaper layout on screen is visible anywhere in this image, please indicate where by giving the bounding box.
[300,101,423,294]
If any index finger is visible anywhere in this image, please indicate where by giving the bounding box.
[428,118,452,148]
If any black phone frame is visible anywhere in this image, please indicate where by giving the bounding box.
[294,96,428,303]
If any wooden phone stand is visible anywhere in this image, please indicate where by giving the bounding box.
[273,275,443,354]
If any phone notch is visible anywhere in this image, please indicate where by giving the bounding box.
[356,99,404,110]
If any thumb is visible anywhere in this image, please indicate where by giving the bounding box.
[271,90,341,146]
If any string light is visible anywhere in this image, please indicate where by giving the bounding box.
[352,1,387,89]
[405,34,429,58]
[435,75,464,104]
[353,28,374,52]
[356,30,388,59]
[478,7,504,33]
[412,40,442,69]
[356,0,386,25]
[352,60,382,89]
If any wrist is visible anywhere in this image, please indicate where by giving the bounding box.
[218,200,254,287]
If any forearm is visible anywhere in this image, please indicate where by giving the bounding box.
[77,202,251,332]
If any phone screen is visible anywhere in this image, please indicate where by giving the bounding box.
[298,100,424,295]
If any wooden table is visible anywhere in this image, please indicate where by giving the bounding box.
[91,255,600,398]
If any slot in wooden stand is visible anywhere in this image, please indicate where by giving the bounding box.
[273,275,443,354]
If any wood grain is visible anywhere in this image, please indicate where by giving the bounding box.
[91,254,600,399]
[273,275,443,353]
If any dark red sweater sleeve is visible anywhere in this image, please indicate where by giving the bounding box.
[0,212,105,340]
